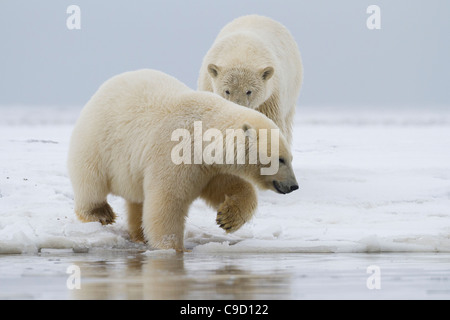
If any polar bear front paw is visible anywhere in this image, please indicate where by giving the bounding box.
[216,195,247,233]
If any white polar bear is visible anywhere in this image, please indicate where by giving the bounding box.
[198,14,303,145]
[197,15,303,232]
[67,69,298,251]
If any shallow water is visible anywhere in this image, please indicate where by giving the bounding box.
[1,249,449,300]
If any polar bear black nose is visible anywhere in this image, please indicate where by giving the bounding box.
[290,185,299,192]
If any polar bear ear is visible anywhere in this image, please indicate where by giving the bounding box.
[261,67,274,81]
[242,122,254,137]
[208,64,221,78]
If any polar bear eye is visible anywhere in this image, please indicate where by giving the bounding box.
[246,91,252,96]
[225,90,230,95]
[279,158,285,165]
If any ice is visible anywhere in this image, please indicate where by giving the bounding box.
[1,105,450,254]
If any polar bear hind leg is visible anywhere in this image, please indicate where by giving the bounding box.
[71,163,116,225]
[75,200,116,226]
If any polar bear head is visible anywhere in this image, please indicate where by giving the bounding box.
[237,119,298,195]
[207,64,274,110]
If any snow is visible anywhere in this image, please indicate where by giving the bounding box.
[1,105,450,254]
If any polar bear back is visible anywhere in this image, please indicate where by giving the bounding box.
[68,70,192,201]
[69,69,270,193]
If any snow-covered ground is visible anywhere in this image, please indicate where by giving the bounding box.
[1,106,450,254]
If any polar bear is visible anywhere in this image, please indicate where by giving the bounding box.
[197,15,303,234]
[198,14,303,145]
[67,69,298,251]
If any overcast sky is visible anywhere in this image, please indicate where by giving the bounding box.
[0,0,449,108]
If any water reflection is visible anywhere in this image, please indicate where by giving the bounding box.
[3,251,448,299]
[69,251,293,299]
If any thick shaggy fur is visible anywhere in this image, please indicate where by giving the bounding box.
[198,15,303,232]
[67,69,297,251]
[198,14,303,144]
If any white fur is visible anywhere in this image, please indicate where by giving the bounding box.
[67,69,296,251]
[198,14,303,144]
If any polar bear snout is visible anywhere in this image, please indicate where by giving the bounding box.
[273,179,299,195]
[268,154,298,195]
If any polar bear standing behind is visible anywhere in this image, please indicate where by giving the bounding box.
[197,15,302,233]
[198,14,303,144]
